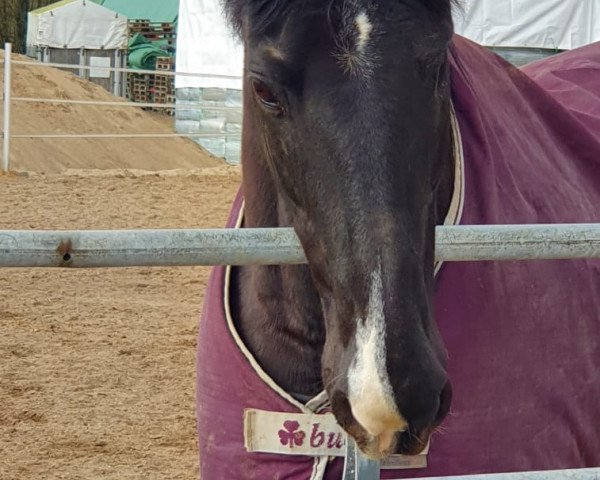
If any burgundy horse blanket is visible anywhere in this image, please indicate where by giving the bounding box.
[197,36,600,479]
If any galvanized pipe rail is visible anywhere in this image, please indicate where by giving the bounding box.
[412,468,600,480]
[10,96,241,112]
[10,59,243,80]
[343,438,600,480]
[10,133,241,139]
[1,224,599,268]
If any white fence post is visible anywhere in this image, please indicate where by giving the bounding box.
[2,42,12,173]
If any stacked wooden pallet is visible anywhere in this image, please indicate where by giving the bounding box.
[165,94,176,116]
[126,20,177,113]
[152,57,176,113]
[155,56,175,72]
[128,74,151,103]
[129,19,152,35]
[128,20,177,46]
[155,22,177,45]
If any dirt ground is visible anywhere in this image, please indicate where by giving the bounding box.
[0,167,241,480]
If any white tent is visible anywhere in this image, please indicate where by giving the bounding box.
[175,0,242,90]
[454,0,600,50]
[27,0,128,50]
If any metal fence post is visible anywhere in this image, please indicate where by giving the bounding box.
[78,47,86,79]
[2,42,12,173]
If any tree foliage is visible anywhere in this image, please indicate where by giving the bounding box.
[0,0,57,53]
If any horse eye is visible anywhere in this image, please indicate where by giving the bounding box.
[252,79,283,114]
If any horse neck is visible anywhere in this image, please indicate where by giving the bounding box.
[231,139,326,399]
[232,100,455,402]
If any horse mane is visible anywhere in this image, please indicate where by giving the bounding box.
[222,0,457,37]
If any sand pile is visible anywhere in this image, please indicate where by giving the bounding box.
[0,50,221,173]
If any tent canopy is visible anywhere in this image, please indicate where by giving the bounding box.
[28,0,128,50]
[93,0,179,24]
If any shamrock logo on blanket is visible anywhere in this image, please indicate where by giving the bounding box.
[278,420,306,448]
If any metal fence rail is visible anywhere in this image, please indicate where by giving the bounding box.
[413,467,600,480]
[1,224,599,268]
[1,42,241,172]
[9,59,243,80]
[10,96,241,112]
[10,133,241,139]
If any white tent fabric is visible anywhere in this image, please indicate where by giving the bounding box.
[176,0,600,91]
[26,11,40,50]
[176,0,243,89]
[27,0,128,50]
[454,0,600,50]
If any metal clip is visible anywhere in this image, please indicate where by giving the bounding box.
[343,437,381,480]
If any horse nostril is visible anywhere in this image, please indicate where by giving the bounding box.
[435,381,453,423]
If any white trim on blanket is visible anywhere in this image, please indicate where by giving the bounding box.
[223,214,330,479]
[224,210,326,414]
[435,103,466,276]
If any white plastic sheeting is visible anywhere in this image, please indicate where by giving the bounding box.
[175,86,242,163]
[27,0,128,50]
[454,0,600,50]
[175,0,243,89]
[175,0,243,164]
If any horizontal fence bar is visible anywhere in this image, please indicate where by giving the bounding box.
[10,133,241,139]
[438,223,600,261]
[11,97,241,112]
[0,228,302,268]
[412,467,600,480]
[9,59,243,80]
[1,224,599,268]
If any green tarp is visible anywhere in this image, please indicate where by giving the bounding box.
[127,33,173,70]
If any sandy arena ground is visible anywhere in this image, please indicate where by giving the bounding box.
[0,168,241,479]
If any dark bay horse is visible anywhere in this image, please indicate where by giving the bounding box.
[196,1,600,478]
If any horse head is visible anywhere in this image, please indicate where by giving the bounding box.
[226,0,456,458]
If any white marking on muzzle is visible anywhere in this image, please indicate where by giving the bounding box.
[347,264,407,447]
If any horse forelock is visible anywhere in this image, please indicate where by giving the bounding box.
[222,0,312,37]
[222,0,460,36]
